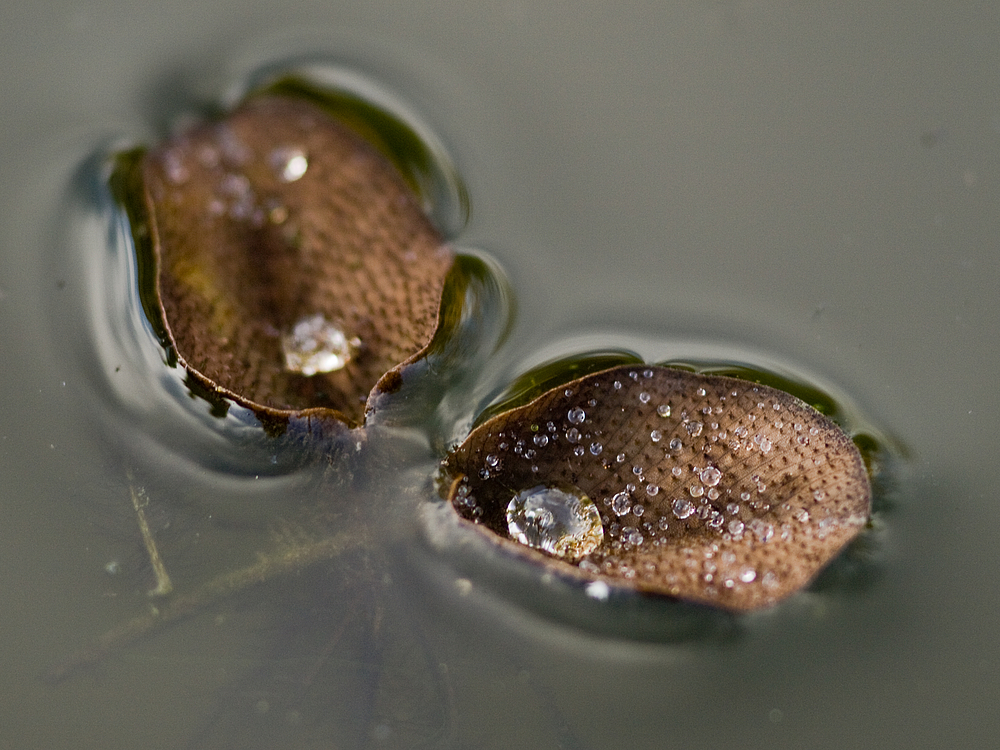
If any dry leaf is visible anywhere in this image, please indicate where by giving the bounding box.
[139,94,455,426]
[443,365,871,611]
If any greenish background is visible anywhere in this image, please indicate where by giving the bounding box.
[1,2,997,748]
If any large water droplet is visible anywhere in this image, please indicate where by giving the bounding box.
[281,314,358,375]
[505,485,604,560]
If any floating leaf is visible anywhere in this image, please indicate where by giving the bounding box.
[133,93,455,427]
[442,365,871,612]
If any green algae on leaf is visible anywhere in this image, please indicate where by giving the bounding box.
[442,364,872,612]
[136,94,455,427]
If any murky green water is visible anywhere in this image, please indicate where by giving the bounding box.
[3,3,999,749]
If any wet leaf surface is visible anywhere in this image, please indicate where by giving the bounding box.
[139,94,455,426]
[443,364,872,612]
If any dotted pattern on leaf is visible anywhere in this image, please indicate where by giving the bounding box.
[142,95,454,424]
[443,365,872,611]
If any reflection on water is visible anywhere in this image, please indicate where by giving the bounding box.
[27,61,903,750]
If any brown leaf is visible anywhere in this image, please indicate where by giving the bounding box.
[442,365,871,612]
[140,94,454,426]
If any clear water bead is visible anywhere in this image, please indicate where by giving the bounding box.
[657,404,671,418]
[567,407,586,424]
[270,146,308,182]
[611,491,631,516]
[699,466,722,487]
[506,485,604,560]
[672,498,695,519]
[282,314,358,375]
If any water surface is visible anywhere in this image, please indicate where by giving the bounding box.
[2,3,999,749]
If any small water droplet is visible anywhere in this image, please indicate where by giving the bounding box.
[485,454,500,468]
[685,421,703,437]
[689,485,704,498]
[728,520,745,535]
[669,437,683,451]
[650,429,662,443]
[671,466,683,477]
[533,434,549,447]
[589,442,603,456]
[270,146,309,182]
[506,485,604,560]
[566,427,580,443]
[753,433,773,453]
[282,314,358,375]
[672,498,695,519]
[657,404,671,418]
[696,387,706,397]
[616,452,627,463]
[699,466,722,487]
[567,407,586,424]
[613,380,622,390]
[813,489,826,502]
[611,491,631,516]
[623,527,644,546]
[639,391,651,404]
[748,519,774,543]
[646,484,660,496]
[573,446,585,457]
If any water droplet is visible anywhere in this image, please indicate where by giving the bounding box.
[282,314,358,375]
[696,387,706,396]
[632,504,644,517]
[270,146,308,182]
[613,380,622,390]
[728,520,745,535]
[646,484,660,496]
[650,429,662,442]
[533,434,549,447]
[573,446,585,457]
[689,485,704,498]
[639,391,651,404]
[748,519,774,543]
[657,404,671,418]
[671,466,683,477]
[740,568,757,583]
[485,454,500,468]
[567,407,586,424]
[669,437,683,451]
[685,421,703,437]
[672,498,695,519]
[623,527,644,546]
[699,466,722,487]
[616,452,627,463]
[611,491,631,517]
[813,489,826,502]
[589,442,603,456]
[753,433,773,453]
[566,427,580,443]
[506,485,604,560]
